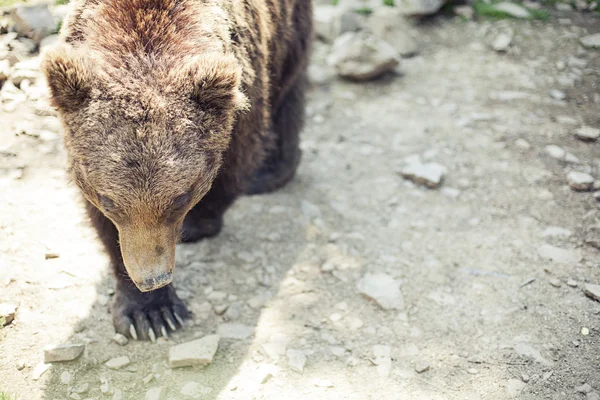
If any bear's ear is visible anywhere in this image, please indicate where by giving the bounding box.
[179,53,249,113]
[41,44,93,113]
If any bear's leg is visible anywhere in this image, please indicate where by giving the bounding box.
[180,180,235,243]
[246,73,307,195]
[86,202,189,341]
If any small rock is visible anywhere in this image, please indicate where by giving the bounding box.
[224,302,241,320]
[396,0,445,15]
[213,304,228,315]
[356,273,405,310]
[545,145,566,160]
[328,32,399,81]
[587,393,600,400]
[441,187,461,199]
[567,279,578,288]
[401,162,447,188]
[286,349,307,373]
[112,333,128,346]
[542,226,572,238]
[454,5,475,19]
[556,115,579,125]
[73,383,89,394]
[180,382,213,399]
[515,138,530,150]
[549,278,562,288]
[514,343,553,366]
[43,344,85,363]
[31,362,51,380]
[60,371,72,384]
[576,384,593,394]
[247,291,271,309]
[580,33,600,49]
[574,126,600,141]
[10,4,57,43]
[169,335,220,368]
[0,303,17,325]
[582,327,590,336]
[506,379,526,397]
[145,387,168,400]
[368,8,419,57]
[537,244,582,264]
[583,283,600,302]
[491,2,531,18]
[415,360,430,373]
[492,32,513,52]
[567,171,595,191]
[105,356,131,370]
[550,90,566,101]
[143,373,154,384]
[467,368,479,375]
[217,323,255,340]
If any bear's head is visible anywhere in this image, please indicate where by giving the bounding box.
[42,44,248,292]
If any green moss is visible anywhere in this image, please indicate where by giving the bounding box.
[55,0,69,3]
[383,0,395,5]
[473,0,550,20]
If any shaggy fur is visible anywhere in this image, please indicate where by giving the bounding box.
[42,0,312,340]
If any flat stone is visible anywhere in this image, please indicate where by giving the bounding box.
[105,356,131,370]
[145,386,168,400]
[180,382,213,399]
[576,383,593,394]
[542,227,573,238]
[357,273,404,310]
[169,335,220,368]
[567,171,595,191]
[492,33,513,52]
[491,2,531,18]
[286,349,307,373]
[574,126,600,141]
[550,89,566,100]
[368,8,419,57]
[43,344,85,363]
[10,4,57,43]
[217,323,255,340]
[506,379,527,397]
[0,303,17,325]
[31,362,51,380]
[328,32,399,81]
[580,33,600,49]
[401,162,447,188]
[556,115,579,125]
[112,333,128,346]
[537,244,582,264]
[514,343,553,366]
[415,360,430,373]
[583,283,600,302]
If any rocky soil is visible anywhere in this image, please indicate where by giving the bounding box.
[1,1,600,399]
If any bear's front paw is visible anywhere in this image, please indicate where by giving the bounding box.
[111,283,189,342]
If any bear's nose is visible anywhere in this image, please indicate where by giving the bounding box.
[136,272,173,292]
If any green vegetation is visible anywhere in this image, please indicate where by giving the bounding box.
[473,0,550,20]
[0,0,21,7]
[0,392,18,400]
[0,316,5,328]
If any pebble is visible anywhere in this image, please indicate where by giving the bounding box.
[583,283,600,302]
[328,32,399,81]
[549,278,562,288]
[44,344,85,363]
[580,33,600,49]
[169,335,220,368]
[112,333,128,346]
[542,227,573,238]
[545,145,565,160]
[587,393,600,400]
[576,384,593,394]
[224,302,241,320]
[396,0,445,15]
[550,89,566,101]
[31,362,51,380]
[356,273,405,310]
[514,138,530,150]
[286,349,307,373]
[145,386,168,400]
[491,2,531,18]
[180,382,213,399]
[400,162,447,189]
[492,32,513,52]
[574,126,600,141]
[556,115,579,125]
[372,345,392,377]
[368,8,419,57]
[537,244,582,264]
[567,279,578,288]
[313,378,334,388]
[105,356,131,370]
[441,187,460,199]
[217,323,255,340]
[567,171,595,191]
[506,379,527,397]
[582,327,590,336]
[414,359,430,373]
[60,371,72,384]
[0,303,17,325]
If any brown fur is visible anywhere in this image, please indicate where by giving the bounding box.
[42,0,312,339]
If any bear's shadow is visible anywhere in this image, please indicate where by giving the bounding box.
[40,174,318,400]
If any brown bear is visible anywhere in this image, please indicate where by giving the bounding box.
[42,0,313,341]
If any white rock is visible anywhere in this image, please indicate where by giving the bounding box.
[441,187,461,199]
[506,379,526,397]
[169,335,220,368]
[514,343,553,366]
[328,32,399,81]
[491,2,531,18]
[372,345,392,377]
[580,33,600,49]
[105,356,130,370]
[367,8,419,57]
[550,89,566,100]
[400,162,447,188]
[537,244,582,264]
[60,371,72,384]
[112,333,128,346]
[414,359,430,373]
[313,379,334,388]
[492,33,513,52]
[567,171,595,191]
[286,349,307,373]
[515,139,530,150]
[0,303,17,325]
[395,0,446,16]
[180,382,213,399]
[31,362,51,380]
[314,5,336,42]
[542,227,572,238]
[217,323,255,340]
[583,283,600,302]
[574,126,600,141]
[556,115,579,125]
[356,273,405,310]
[10,4,57,43]
[545,145,566,160]
[145,387,168,400]
[43,344,85,363]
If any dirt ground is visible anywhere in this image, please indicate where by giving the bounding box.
[1,6,600,400]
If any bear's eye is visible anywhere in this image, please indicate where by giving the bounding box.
[98,194,115,212]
